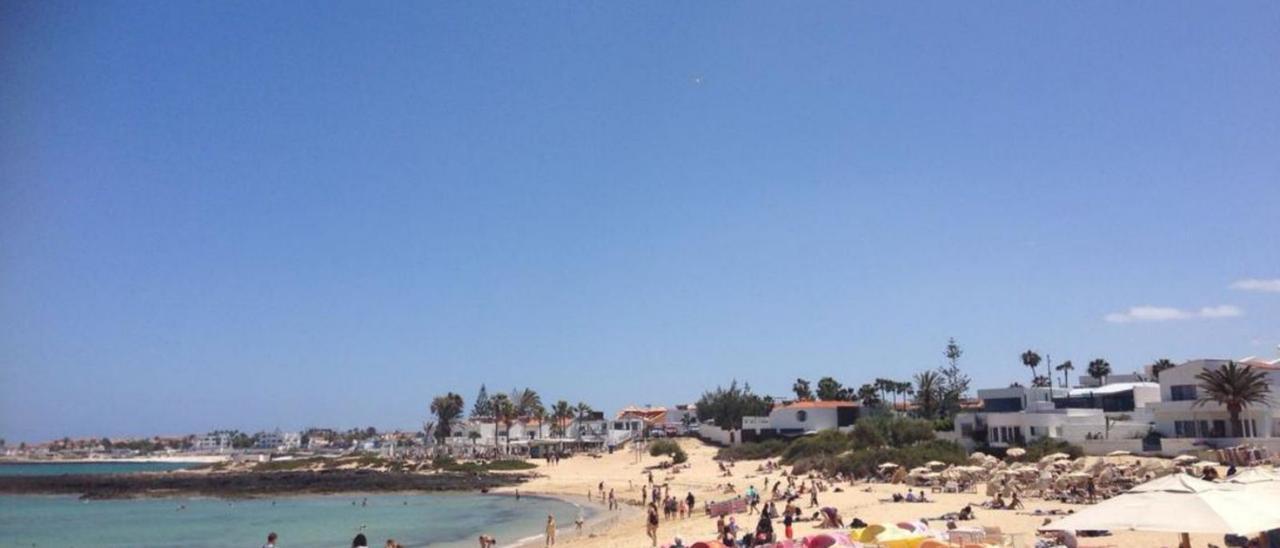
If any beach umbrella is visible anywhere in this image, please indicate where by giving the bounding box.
[925,460,946,469]
[877,462,899,469]
[1006,447,1026,458]
[969,451,987,462]
[690,542,725,548]
[908,466,930,475]
[1046,474,1280,536]
[1172,455,1199,464]
[1040,452,1070,463]
[1107,450,1132,457]
[803,532,855,548]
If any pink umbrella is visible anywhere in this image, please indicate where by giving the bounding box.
[803,532,856,548]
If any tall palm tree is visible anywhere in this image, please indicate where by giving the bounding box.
[575,402,594,419]
[1055,360,1075,389]
[551,400,574,437]
[490,393,516,454]
[529,403,547,440]
[1150,358,1177,380]
[1087,359,1111,385]
[1195,362,1272,438]
[1021,350,1042,386]
[429,392,465,443]
[515,388,542,418]
[913,370,943,419]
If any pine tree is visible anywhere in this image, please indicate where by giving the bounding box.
[470,384,493,418]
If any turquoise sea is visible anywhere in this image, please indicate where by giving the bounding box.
[0,461,199,476]
[0,493,584,548]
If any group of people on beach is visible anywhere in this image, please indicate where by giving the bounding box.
[261,532,402,548]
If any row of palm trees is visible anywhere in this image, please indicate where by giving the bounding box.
[429,388,596,451]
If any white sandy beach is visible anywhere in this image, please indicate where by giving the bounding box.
[507,438,1225,548]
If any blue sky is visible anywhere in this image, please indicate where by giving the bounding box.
[2,2,1278,443]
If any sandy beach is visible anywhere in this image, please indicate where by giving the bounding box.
[508,438,1223,548]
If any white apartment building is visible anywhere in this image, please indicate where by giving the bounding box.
[254,429,302,451]
[193,431,235,453]
[954,382,1158,451]
[1150,357,1280,443]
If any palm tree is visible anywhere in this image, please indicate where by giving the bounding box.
[551,400,574,437]
[429,392,465,443]
[1150,358,1177,380]
[515,388,542,418]
[913,370,943,419]
[575,402,594,419]
[1021,350,1042,385]
[529,403,547,440]
[1087,359,1111,385]
[490,393,517,454]
[1195,361,1272,438]
[1055,360,1074,388]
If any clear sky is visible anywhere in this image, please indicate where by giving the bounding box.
[2,2,1278,443]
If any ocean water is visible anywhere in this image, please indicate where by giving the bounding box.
[0,493,586,548]
[0,462,199,476]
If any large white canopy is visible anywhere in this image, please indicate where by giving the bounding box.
[1047,474,1280,535]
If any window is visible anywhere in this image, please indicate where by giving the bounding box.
[795,410,808,423]
[1170,385,1197,401]
[1174,421,1196,437]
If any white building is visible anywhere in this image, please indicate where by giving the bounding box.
[701,400,860,446]
[254,429,301,451]
[193,431,235,453]
[953,382,1158,451]
[1150,357,1280,444]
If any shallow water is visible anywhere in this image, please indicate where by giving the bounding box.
[0,493,585,548]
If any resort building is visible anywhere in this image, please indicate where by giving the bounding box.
[700,400,860,446]
[253,429,302,452]
[193,430,235,453]
[953,382,1158,453]
[1150,357,1280,454]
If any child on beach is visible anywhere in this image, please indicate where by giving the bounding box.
[545,514,556,546]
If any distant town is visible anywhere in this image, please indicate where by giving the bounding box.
[6,352,1280,463]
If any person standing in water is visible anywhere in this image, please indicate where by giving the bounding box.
[262,532,278,548]
[545,514,557,546]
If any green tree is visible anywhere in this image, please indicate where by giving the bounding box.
[792,378,813,401]
[857,384,882,407]
[430,392,465,443]
[471,384,493,418]
[1021,350,1042,386]
[575,402,594,419]
[649,439,688,464]
[514,388,542,418]
[695,380,771,429]
[551,400,574,437]
[816,377,848,401]
[912,370,943,419]
[490,393,517,453]
[1087,359,1112,384]
[938,338,971,418]
[1194,362,1272,438]
[1055,360,1074,388]
[1150,358,1177,380]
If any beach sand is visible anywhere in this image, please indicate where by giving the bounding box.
[507,438,1222,548]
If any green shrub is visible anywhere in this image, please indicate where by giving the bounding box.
[813,439,967,478]
[649,439,688,464]
[850,416,936,449]
[1017,438,1084,462]
[781,430,851,464]
[484,459,538,471]
[432,455,458,469]
[932,417,954,432]
[716,439,788,461]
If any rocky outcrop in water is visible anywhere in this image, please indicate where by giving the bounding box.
[0,469,531,499]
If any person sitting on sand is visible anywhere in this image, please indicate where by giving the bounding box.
[905,489,917,502]
[1009,492,1024,510]
[816,507,844,528]
[959,504,975,521]
[989,494,1006,509]
[917,491,929,503]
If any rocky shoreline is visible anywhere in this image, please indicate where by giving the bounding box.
[0,469,533,500]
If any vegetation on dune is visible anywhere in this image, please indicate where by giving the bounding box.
[715,439,788,461]
[1000,437,1084,462]
[648,439,688,464]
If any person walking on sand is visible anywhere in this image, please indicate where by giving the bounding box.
[646,503,660,547]
[545,514,557,546]
[608,488,616,510]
